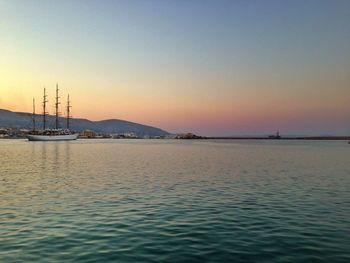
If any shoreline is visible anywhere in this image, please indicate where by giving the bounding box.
[1,136,349,141]
[205,136,350,140]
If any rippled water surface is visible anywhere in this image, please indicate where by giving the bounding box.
[1,139,350,262]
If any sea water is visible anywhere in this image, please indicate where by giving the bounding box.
[0,139,349,262]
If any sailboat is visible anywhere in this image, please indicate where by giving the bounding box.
[27,84,79,141]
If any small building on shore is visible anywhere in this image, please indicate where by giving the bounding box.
[80,129,97,138]
[112,132,138,139]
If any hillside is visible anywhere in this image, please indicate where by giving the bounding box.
[0,109,169,137]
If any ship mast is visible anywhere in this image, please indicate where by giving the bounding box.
[43,88,48,130]
[66,94,72,129]
[55,83,60,129]
[32,98,36,131]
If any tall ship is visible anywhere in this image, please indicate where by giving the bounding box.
[27,84,79,141]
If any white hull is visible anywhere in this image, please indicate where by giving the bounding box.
[27,133,79,141]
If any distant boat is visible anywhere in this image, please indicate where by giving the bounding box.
[27,84,79,141]
[268,131,281,139]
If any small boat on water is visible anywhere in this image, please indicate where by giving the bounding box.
[27,84,79,141]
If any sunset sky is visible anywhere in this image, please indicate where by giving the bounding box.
[1,0,349,136]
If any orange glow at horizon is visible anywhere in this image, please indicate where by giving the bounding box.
[1,69,349,135]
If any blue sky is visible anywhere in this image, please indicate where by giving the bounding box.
[1,0,350,135]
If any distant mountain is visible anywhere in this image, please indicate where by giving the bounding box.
[0,109,169,137]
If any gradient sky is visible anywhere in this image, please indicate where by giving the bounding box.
[1,0,350,136]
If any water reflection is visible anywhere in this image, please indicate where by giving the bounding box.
[40,141,47,172]
[64,142,71,173]
[29,141,72,174]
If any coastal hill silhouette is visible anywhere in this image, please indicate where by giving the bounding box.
[0,109,169,137]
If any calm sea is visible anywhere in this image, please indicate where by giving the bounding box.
[1,139,349,262]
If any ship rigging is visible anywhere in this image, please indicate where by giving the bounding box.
[27,84,78,141]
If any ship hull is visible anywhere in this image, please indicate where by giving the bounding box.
[27,134,79,141]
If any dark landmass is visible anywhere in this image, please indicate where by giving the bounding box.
[174,133,205,139]
[0,109,169,137]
